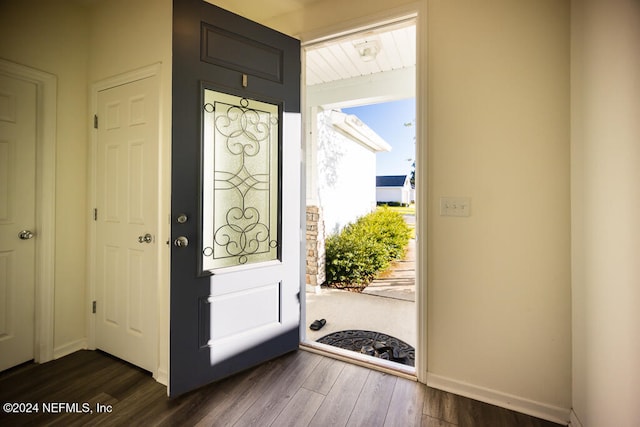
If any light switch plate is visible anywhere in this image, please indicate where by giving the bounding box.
[440,197,471,217]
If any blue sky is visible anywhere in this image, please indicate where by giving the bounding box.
[343,98,416,176]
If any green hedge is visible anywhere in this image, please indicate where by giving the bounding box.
[376,201,409,207]
[325,207,411,290]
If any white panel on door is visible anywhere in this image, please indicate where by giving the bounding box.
[129,95,146,126]
[0,140,12,221]
[0,92,16,122]
[105,144,120,222]
[104,245,120,326]
[0,251,12,337]
[128,140,145,224]
[209,282,281,342]
[127,248,143,335]
[106,102,121,130]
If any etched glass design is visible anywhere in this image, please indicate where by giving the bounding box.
[202,89,280,271]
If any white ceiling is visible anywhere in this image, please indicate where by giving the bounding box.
[305,20,416,86]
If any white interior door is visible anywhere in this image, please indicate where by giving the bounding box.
[95,75,158,372]
[0,74,37,372]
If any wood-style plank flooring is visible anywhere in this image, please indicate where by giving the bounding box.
[0,350,564,427]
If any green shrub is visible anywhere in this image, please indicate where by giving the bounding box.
[358,207,411,260]
[325,231,388,287]
[325,207,411,289]
[376,202,409,208]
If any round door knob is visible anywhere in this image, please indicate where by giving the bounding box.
[18,230,34,240]
[174,236,189,247]
[138,233,153,243]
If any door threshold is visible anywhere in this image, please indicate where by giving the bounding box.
[300,340,417,381]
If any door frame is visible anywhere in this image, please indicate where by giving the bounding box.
[87,63,163,380]
[0,59,57,365]
[298,2,428,383]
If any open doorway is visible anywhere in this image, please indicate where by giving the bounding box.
[301,18,417,376]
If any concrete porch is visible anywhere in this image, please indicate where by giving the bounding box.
[304,236,417,351]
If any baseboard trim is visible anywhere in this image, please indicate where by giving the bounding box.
[154,368,168,386]
[53,338,88,360]
[426,373,570,426]
[569,409,583,427]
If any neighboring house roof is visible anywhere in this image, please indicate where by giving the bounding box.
[376,175,409,187]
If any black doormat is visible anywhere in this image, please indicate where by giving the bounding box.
[316,330,415,367]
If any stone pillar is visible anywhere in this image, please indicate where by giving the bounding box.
[306,205,326,292]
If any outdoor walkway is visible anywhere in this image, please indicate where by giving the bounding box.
[362,236,415,301]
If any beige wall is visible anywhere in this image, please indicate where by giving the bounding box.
[89,0,172,82]
[0,0,91,355]
[426,0,571,417]
[209,0,417,36]
[571,0,640,425]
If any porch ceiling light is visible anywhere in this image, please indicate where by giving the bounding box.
[354,40,381,62]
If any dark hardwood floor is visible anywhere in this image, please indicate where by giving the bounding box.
[0,350,564,427]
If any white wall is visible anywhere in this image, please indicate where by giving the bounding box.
[0,0,91,356]
[376,187,409,205]
[316,110,377,234]
[571,0,640,425]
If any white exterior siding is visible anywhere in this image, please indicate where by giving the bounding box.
[376,186,411,204]
[316,110,380,234]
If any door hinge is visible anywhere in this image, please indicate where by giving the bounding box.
[92,301,97,314]
[94,114,98,129]
[93,208,98,221]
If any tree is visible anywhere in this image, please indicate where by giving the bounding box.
[404,120,416,187]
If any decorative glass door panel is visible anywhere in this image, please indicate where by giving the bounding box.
[202,89,280,272]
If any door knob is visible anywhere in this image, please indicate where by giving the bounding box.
[138,233,153,243]
[18,230,34,240]
[174,236,189,248]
